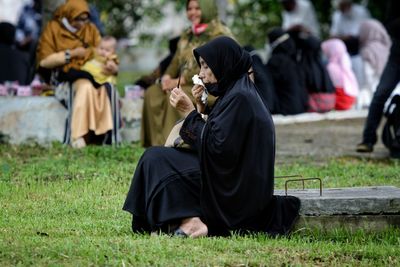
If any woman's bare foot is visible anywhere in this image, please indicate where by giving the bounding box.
[71,137,86,149]
[178,217,208,238]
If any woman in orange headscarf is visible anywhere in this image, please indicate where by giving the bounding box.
[36,0,118,148]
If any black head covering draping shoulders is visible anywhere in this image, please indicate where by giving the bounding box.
[193,36,252,96]
[183,37,277,234]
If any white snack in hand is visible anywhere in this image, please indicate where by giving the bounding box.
[201,90,208,105]
[192,74,208,104]
[192,74,205,87]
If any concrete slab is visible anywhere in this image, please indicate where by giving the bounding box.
[0,97,143,144]
[276,186,400,232]
[0,96,66,144]
[276,186,400,215]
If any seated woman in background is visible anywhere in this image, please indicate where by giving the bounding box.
[36,0,118,148]
[321,38,359,110]
[123,36,300,237]
[357,19,392,109]
[266,27,308,115]
[141,0,233,147]
[0,22,30,86]
[243,45,277,113]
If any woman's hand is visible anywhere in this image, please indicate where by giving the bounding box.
[191,84,206,113]
[102,60,119,75]
[71,47,87,59]
[169,87,195,117]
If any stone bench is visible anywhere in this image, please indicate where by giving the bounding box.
[276,186,400,232]
[0,96,143,144]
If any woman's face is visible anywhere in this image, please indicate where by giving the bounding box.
[187,0,202,25]
[198,57,217,84]
[70,12,90,30]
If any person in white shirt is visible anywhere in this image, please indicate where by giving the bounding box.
[280,0,320,38]
[330,0,370,38]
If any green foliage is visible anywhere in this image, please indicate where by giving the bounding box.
[88,0,392,47]
[91,0,137,38]
[228,0,282,48]
[1,144,400,265]
[90,0,163,39]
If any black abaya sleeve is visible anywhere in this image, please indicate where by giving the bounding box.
[180,110,206,151]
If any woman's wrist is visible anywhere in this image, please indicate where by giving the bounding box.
[184,107,196,118]
[65,49,71,63]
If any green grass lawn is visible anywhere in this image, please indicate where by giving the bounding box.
[1,143,399,266]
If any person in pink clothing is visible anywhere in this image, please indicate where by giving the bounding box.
[321,38,359,110]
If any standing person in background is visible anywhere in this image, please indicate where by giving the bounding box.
[36,0,118,148]
[141,0,233,147]
[356,19,400,155]
[280,0,320,38]
[321,38,359,110]
[357,19,392,109]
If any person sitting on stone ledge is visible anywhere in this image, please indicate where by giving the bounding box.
[36,0,118,149]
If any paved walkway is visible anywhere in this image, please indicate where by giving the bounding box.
[274,117,389,162]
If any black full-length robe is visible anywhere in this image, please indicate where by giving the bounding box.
[123,37,300,236]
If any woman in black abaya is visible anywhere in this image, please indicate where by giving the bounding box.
[123,36,300,237]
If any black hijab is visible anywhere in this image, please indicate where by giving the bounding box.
[268,27,297,59]
[193,36,253,96]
